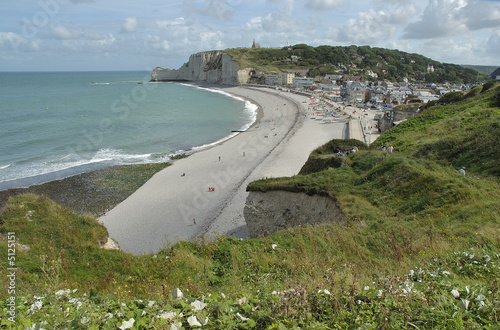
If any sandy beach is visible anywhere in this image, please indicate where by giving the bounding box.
[100,85,346,255]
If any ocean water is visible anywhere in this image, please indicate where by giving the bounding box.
[0,71,257,190]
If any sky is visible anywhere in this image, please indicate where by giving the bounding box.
[0,0,499,72]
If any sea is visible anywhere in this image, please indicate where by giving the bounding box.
[0,71,257,190]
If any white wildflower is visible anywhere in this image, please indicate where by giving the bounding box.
[191,300,207,311]
[442,271,450,275]
[73,289,78,293]
[148,300,156,307]
[323,289,331,295]
[451,289,460,299]
[172,288,183,299]
[81,316,90,325]
[476,294,486,301]
[141,310,146,316]
[236,312,249,321]
[221,292,226,299]
[171,322,182,330]
[484,255,491,262]
[378,290,383,297]
[104,313,113,319]
[119,318,135,330]
[29,300,43,311]
[408,269,414,277]
[187,315,202,327]
[357,300,362,305]
[159,311,177,320]
[272,244,277,250]
[55,289,70,297]
[238,297,247,305]
[459,299,470,311]
[466,285,470,294]
[364,286,370,291]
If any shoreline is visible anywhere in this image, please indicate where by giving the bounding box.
[100,85,347,254]
[0,83,348,256]
[0,84,262,216]
[0,81,258,192]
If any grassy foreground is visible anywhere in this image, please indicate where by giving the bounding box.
[1,83,500,328]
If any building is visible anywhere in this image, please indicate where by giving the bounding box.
[293,77,314,89]
[265,73,283,86]
[264,72,294,86]
[282,73,294,85]
[252,40,261,49]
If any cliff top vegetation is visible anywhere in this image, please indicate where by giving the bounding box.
[225,44,487,84]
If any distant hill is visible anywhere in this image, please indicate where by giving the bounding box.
[461,65,499,75]
[225,44,489,84]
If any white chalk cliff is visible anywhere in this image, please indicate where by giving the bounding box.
[152,51,252,85]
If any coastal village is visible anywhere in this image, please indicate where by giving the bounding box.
[253,55,500,138]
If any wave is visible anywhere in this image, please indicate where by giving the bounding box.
[0,164,11,170]
[179,83,259,133]
[0,148,158,189]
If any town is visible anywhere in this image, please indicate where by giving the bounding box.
[255,59,500,137]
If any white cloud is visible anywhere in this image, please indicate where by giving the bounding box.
[402,0,500,39]
[184,0,235,21]
[61,34,116,52]
[121,17,138,33]
[486,30,500,57]
[49,24,82,39]
[0,32,42,52]
[329,9,397,44]
[462,0,500,30]
[259,2,296,33]
[305,0,343,11]
[419,38,475,64]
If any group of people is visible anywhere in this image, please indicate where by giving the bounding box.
[335,147,358,156]
[381,145,394,153]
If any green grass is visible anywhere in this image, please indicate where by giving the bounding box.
[1,82,500,328]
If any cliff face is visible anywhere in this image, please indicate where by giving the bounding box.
[244,191,347,238]
[152,51,251,85]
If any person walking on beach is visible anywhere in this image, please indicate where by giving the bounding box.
[193,218,196,225]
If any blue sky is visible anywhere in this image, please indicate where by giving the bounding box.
[0,0,499,71]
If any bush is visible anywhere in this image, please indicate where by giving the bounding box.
[439,91,464,104]
[481,79,498,93]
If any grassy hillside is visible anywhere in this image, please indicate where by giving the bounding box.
[374,81,500,178]
[1,83,500,328]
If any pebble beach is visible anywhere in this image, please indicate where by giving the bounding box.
[100,85,347,254]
